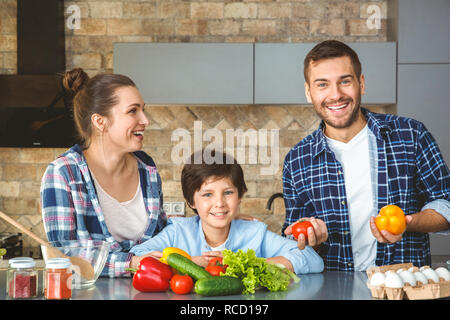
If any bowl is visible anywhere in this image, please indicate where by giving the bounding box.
[41,240,110,289]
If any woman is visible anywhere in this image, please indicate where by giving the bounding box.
[40,68,166,277]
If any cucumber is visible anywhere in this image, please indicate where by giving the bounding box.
[167,253,211,280]
[195,276,244,296]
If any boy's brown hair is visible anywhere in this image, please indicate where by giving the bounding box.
[181,149,247,214]
[303,40,362,84]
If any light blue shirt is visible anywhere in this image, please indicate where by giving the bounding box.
[130,216,324,275]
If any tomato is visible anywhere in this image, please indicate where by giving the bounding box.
[205,265,226,276]
[169,274,193,294]
[207,257,227,275]
[291,219,313,241]
[208,257,223,267]
[375,204,406,235]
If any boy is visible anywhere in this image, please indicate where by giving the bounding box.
[130,150,323,274]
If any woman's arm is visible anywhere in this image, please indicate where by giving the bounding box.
[40,163,77,241]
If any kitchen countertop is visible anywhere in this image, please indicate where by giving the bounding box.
[2,258,449,302]
[0,266,373,300]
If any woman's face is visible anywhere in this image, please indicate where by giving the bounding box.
[191,176,241,234]
[102,86,149,152]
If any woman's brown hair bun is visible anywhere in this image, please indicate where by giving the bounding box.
[67,68,136,148]
[62,68,89,94]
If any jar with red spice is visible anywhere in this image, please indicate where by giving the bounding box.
[7,259,38,299]
[6,257,35,296]
[44,258,72,300]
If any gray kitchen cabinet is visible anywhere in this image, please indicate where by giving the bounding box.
[114,42,396,105]
[396,0,450,256]
[397,64,450,255]
[398,0,450,64]
[254,43,310,104]
[114,43,253,104]
[254,42,396,105]
[397,64,450,165]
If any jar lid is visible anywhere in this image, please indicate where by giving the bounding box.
[8,257,34,265]
[10,260,36,268]
[45,258,72,269]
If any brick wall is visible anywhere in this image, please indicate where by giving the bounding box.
[0,0,391,256]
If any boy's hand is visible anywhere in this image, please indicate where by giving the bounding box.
[284,217,328,250]
[192,251,223,267]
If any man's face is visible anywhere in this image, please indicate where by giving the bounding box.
[304,56,365,130]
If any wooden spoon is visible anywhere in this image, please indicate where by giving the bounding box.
[0,210,95,280]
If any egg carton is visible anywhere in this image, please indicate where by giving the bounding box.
[366,263,450,300]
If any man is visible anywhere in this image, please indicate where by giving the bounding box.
[282,40,450,271]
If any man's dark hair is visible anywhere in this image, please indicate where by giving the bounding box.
[304,40,362,83]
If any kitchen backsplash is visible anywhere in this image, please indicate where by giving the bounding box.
[0,0,390,256]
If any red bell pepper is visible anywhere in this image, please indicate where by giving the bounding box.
[127,257,173,292]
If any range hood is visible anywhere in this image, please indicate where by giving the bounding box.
[0,0,78,147]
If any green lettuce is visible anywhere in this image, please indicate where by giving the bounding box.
[222,249,300,294]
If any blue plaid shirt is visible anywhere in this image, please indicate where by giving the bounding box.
[40,144,167,277]
[282,108,450,271]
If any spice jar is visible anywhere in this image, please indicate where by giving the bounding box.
[6,257,35,296]
[44,258,72,300]
[7,259,38,299]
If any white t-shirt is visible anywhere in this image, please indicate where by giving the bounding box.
[91,171,148,242]
[325,125,377,271]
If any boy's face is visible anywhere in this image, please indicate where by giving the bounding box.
[191,176,240,233]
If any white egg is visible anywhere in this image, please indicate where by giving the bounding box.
[385,272,404,288]
[398,270,417,286]
[435,267,450,281]
[396,268,405,274]
[419,266,428,272]
[422,268,440,283]
[409,266,419,273]
[370,272,386,286]
[414,272,428,285]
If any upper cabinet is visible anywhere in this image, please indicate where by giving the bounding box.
[254,42,397,104]
[114,43,253,105]
[114,42,396,105]
[398,0,450,63]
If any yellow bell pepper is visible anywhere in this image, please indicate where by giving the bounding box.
[160,247,191,264]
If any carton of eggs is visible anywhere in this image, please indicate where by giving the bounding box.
[366,263,450,300]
